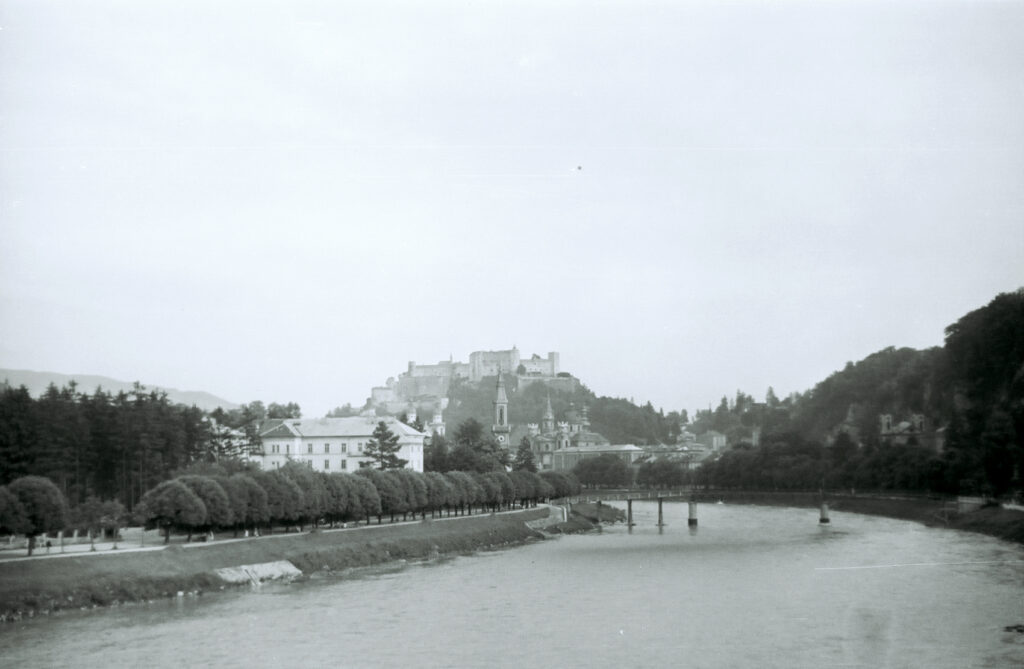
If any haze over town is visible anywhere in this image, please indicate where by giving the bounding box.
[2,1,1022,418]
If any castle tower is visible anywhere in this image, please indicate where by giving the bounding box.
[541,393,555,434]
[492,369,511,447]
[556,421,570,449]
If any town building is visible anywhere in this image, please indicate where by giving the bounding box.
[697,430,727,451]
[497,386,624,471]
[879,413,943,450]
[550,444,646,470]
[639,444,713,470]
[246,416,426,472]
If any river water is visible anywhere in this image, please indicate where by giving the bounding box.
[3,503,1023,668]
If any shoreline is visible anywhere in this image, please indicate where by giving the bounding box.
[0,508,549,622]
[5,495,1021,623]
[691,490,1024,544]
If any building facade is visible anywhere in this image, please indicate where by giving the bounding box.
[550,444,646,470]
[246,416,426,472]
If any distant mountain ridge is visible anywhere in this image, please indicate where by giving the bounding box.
[0,368,239,412]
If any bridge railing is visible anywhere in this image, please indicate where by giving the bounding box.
[559,489,693,504]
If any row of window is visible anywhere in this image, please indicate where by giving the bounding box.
[269,442,367,455]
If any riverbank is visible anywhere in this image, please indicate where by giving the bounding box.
[543,501,626,534]
[691,490,1024,544]
[0,508,548,622]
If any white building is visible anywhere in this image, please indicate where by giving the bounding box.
[247,416,426,473]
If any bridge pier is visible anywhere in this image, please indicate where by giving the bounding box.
[627,498,634,532]
[657,497,664,530]
[596,500,603,532]
[688,501,698,527]
[819,502,830,524]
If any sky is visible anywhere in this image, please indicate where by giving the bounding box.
[2,0,1023,418]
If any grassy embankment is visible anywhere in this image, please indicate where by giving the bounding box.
[544,501,626,534]
[0,509,547,622]
[691,490,1024,544]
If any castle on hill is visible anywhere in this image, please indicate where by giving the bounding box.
[368,346,564,415]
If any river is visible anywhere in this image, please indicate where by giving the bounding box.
[2,503,1023,668]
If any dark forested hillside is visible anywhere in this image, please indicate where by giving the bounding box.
[786,346,947,443]
[701,289,1024,497]
[0,384,264,509]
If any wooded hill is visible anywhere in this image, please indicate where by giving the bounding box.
[698,289,1024,496]
[442,376,682,446]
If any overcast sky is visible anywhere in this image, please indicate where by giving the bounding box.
[2,0,1022,418]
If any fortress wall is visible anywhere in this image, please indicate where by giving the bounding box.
[518,376,577,393]
[397,375,451,399]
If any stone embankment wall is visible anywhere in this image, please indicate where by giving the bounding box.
[214,561,302,585]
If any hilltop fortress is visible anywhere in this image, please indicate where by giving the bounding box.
[369,347,566,415]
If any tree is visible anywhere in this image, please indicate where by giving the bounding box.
[8,476,69,555]
[138,479,206,544]
[453,418,485,447]
[356,468,405,522]
[253,470,304,531]
[212,476,248,536]
[573,454,632,488]
[175,475,233,538]
[513,437,537,472]
[319,473,351,527]
[364,421,408,470]
[98,499,126,547]
[0,386,40,484]
[471,472,500,512]
[444,471,482,515]
[0,485,29,536]
[279,461,327,528]
[230,473,269,534]
[981,410,1017,496]
[346,473,381,524]
[267,402,302,419]
[531,472,555,500]
[539,471,581,498]
[326,404,359,418]
[508,471,535,507]
[423,471,453,517]
[71,496,103,548]
[636,459,686,489]
[393,469,428,519]
[483,471,515,511]
[424,432,450,472]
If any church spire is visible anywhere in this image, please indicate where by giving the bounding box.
[492,368,510,446]
[542,392,555,434]
[495,369,509,405]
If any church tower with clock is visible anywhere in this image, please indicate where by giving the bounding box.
[492,369,511,448]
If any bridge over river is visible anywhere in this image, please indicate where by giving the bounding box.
[560,488,835,530]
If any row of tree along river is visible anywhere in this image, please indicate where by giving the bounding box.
[0,464,583,554]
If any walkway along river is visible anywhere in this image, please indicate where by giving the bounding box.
[2,502,1023,668]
